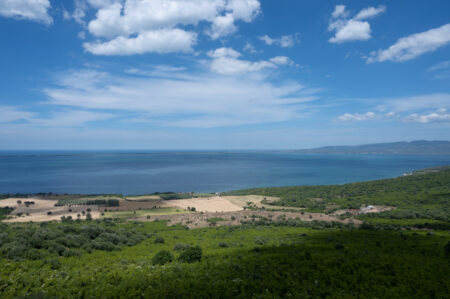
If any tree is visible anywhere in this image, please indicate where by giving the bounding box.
[152,250,174,265]
[178,246,202,263]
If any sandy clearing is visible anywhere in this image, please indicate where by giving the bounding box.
[0,198,100,222]
[165,196,243,213]
[224,195,304,211]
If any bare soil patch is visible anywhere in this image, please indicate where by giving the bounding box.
[135,210,360,229]
[165,196,242,213]
[0,198,100,222]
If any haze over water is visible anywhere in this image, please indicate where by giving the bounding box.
[1,151,449,195]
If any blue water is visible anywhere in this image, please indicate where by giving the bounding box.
[0,151,449,195]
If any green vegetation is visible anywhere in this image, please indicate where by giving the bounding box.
[1,166,449,297]
[56,199,119,207]
[152,250,174,265]
[102,207,190,218]
[225,167,450,225]
[0,219,448,298]
[0,219,148,261]
[0,207,13,220]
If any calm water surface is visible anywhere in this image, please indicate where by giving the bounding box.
[0,151,449,194]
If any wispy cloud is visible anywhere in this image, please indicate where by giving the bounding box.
[0,106,35,123]
[43,63,319,128]
[208,47,294,75]
[367,23,450,63]
[427,60,450,79]
[259,34,299,48]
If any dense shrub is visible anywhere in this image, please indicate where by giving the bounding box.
[173,243,189,251]
[178,246,202,263]
[152,250,174,265]
[154,237,165,244]
[0,222,148,260]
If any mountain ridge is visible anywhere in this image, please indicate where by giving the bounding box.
[296,140,450,155]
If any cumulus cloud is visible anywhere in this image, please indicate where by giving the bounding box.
[259,34,299,48]
[339,93,450,124]
[405,109,450,124]
[367,24,450,63]
[0,0,52,24]
[208,47,293,75]
[328,5,385,43]
[43,66,319,128]
[81,0,260,55]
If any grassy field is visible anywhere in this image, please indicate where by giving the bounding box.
[102,207,191,218]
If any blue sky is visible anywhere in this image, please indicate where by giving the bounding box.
[0,0,449,149]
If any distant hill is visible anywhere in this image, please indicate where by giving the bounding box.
[297,140,450,155]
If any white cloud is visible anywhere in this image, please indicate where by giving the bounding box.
[338,93,450,124]
[84,28,197,55]
[376,93,450,112]
[428,60,450,72]
[207,47,293,75]
[0,0,52,24]
[259,34,299,48]
[43,66,318,128]
[328,5,385,43]
[82,0,260,55]
[0,106,35,123]
[427,60,450,79]
[31,110,113,127]
[367,23,450,63]
[243,42,257,53]
[331,5,348,19]
[337,111,376,121]
[354,6,386,20]
[0,105,111,127]
[405,109,450,124]
[208,13,237,39]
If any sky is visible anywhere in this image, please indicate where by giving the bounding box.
[0,0,449,150]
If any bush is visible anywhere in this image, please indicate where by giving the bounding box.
[154,237,165,244]
[178,246,202,263]
[152,250,174,265]
[45,258,61,270]
[173,243,189,251]
[335,243,345,250]
[218,242,229,248]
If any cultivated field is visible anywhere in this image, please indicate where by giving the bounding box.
[0,198,100,222]
[0,194,389,226]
